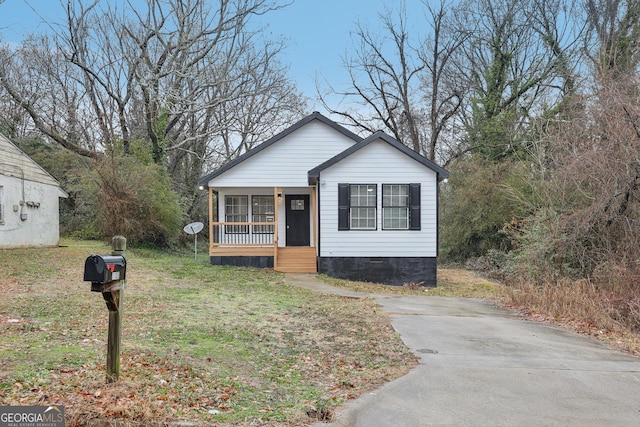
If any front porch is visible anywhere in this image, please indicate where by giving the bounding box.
[208,222,317,273]
[205,187,318,273]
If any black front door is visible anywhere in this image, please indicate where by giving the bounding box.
[285,194,310,246]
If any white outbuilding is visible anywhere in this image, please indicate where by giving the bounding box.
[0,133,68,248]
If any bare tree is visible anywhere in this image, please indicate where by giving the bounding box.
[584,0,640,78]
[0,34,102,158]
[522,74,640,279]
[319,1,464,162]
[419,0,468,162]
[200,36,304,163]
[447,0,583,160]
[0,0,305,222]
[0,0,303,163]
[530,0,584,100]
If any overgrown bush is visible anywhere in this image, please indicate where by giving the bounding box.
[88,155,183,246]
[14,137,98,235]
[440,158,531,261]
[499,79,640,336]
[15,137,182,246]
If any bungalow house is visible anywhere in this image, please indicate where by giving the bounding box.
[0,133,68,248]
[198,112,449,286]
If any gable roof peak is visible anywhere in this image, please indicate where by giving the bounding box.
[308,130,449,183]
[198,112,363,186]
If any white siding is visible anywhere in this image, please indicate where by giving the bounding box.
[208,121,355,188]
[0,175,62,247]
[318,140,439,257]
[0,133,66,248]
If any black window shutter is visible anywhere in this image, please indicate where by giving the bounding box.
[338,183,350,230]
[409,183,421,230]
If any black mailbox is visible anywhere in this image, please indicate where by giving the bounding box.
[84,255,126,285]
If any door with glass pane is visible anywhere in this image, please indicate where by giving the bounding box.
[285,195,310,246]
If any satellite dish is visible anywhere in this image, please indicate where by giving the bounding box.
[183,222,204,235]
[183,222,204,260]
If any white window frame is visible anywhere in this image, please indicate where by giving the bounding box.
[382,184,410,230]
[252,195,274,234]
[350,184,377,230]
[225,195,248,234]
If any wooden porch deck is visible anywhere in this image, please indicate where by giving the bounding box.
[209,246,317,273]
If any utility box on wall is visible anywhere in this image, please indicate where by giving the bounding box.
[0,132,69,247]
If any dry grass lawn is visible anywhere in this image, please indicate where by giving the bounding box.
[319,268,503,299]
[3,240,638,427]
[0,240,417,426]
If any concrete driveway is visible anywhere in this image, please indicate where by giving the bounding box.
[286,275,640,427]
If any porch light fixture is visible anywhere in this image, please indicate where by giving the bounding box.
[277,193,283,204]
[198,185,205,190]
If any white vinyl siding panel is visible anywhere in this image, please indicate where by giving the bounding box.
[209,121,355,188]
[0,175,63,247]
[0,185,4,224]
[319,140,439,257]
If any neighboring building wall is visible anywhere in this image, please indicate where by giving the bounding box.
[0,133,66,248]
[0,175,62,247]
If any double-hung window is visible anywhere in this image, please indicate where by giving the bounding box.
[225,195,248,233]
[339,183,420,231]
[384,183,421,230]
[349,184,377,230]
[252,195,274,234]
[382,184,409,229]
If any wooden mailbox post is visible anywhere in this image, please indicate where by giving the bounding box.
[83,235,126,383]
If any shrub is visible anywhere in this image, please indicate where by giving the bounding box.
[86,155,183,247]
[440,158,530,261]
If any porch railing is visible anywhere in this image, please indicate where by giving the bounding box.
[211,221,276,247]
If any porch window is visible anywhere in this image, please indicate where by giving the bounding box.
[252,195,274,234]
[350,184,377,230]
[382,184,409,229]
[225,195,248,233]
